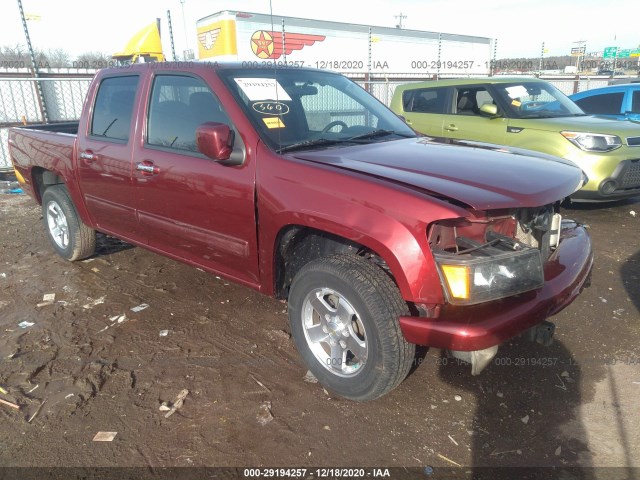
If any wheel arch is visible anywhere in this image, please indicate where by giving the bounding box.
[269,219,441,305]
[30,167,64,204]
[30,167,94,228]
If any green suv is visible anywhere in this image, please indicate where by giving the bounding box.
[390,78,640,201]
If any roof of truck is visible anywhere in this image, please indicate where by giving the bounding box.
[98,61,331,75]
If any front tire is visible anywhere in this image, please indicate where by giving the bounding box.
[41,185,96,261]
[288,254,415,401]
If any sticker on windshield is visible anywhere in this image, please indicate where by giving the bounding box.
[252,101,290,116]
[263,117,286,129]
[511,100,522,107]
[234,78,292,101]
[505,85,528,99]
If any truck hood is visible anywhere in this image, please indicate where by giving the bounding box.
[291,138,584,210]
[511,114,640,136]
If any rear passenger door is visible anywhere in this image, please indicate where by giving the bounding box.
[626,89,640,121]
[440,86,508,145]
[132,73,260,286]
[573,90,626,119]
[76,74,142,241]
[400,87,448,136]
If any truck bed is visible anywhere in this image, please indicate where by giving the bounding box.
[19,122,79,135]
[9,124,78,202]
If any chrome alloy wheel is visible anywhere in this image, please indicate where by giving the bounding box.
[46,200,69,249]
[301,287,368,377]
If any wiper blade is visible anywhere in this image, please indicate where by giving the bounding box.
[278,130,415,153]
[347,129,414,141]
[277,138,351,153]
[101,118,118,136]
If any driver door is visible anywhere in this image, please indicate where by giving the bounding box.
[440,86,508,145]
[132,73,260,286]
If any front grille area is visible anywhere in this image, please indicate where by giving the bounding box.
[620,160,640,188]
[627,136,640,147]
[514,205,558,260]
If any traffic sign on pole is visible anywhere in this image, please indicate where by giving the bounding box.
[571,46,586,56]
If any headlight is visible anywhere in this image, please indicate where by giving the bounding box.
[435,248,544,305]
[561,131,621,152]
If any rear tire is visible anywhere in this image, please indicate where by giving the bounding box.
[42,185,96,261]
[288,254,415,401]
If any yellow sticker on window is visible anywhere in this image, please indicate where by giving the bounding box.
[512,100,522,107]
[263,117,285,129]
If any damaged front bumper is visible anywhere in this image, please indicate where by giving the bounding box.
[399,222,593,372]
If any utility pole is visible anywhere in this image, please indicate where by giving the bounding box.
[17,0,48,122]
[394,12,407,29]
[167,10,177,61]
[539,41,545,73]
[490,38,498,76]
[573,40,586,73]
[179,0,190,59]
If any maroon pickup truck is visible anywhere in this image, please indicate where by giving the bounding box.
[8,63,593,401]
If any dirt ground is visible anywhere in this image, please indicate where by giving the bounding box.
[0,190,639,478]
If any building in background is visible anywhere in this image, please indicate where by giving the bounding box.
[195,11,493,76]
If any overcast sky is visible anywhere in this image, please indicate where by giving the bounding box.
[0,0,637,60]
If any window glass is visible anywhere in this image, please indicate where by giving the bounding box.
[403,87,448,113]
[631,90,640,113]
[91,76,139,141]
[492,82,584,118]
[454,87,496,115]
[574,92,624,115]
[300,83,379,131]
[218,68,415,152]
[147,75,230,152]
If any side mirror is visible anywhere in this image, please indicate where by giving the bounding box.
[196,122,233,161]
[480,103,499,117]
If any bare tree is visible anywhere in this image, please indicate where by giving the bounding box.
[1,44,112,69]
[47,48,71,67]
[0,44,27,64]
[74,51,113,68]
[33,49,50,68]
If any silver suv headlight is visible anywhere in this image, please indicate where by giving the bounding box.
[561,131,622,152]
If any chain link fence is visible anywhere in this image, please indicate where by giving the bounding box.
[0,73,618,171]
[0,128,9,171]
[0,77,92,170]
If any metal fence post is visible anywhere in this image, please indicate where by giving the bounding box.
[17,0,48,123]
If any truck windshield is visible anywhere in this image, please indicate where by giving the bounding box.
[219,68,416,152]
[492,82,586,119]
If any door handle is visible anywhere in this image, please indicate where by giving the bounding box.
[444,124,458,132]
[79,150,96,161]
[136,161,160,176]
